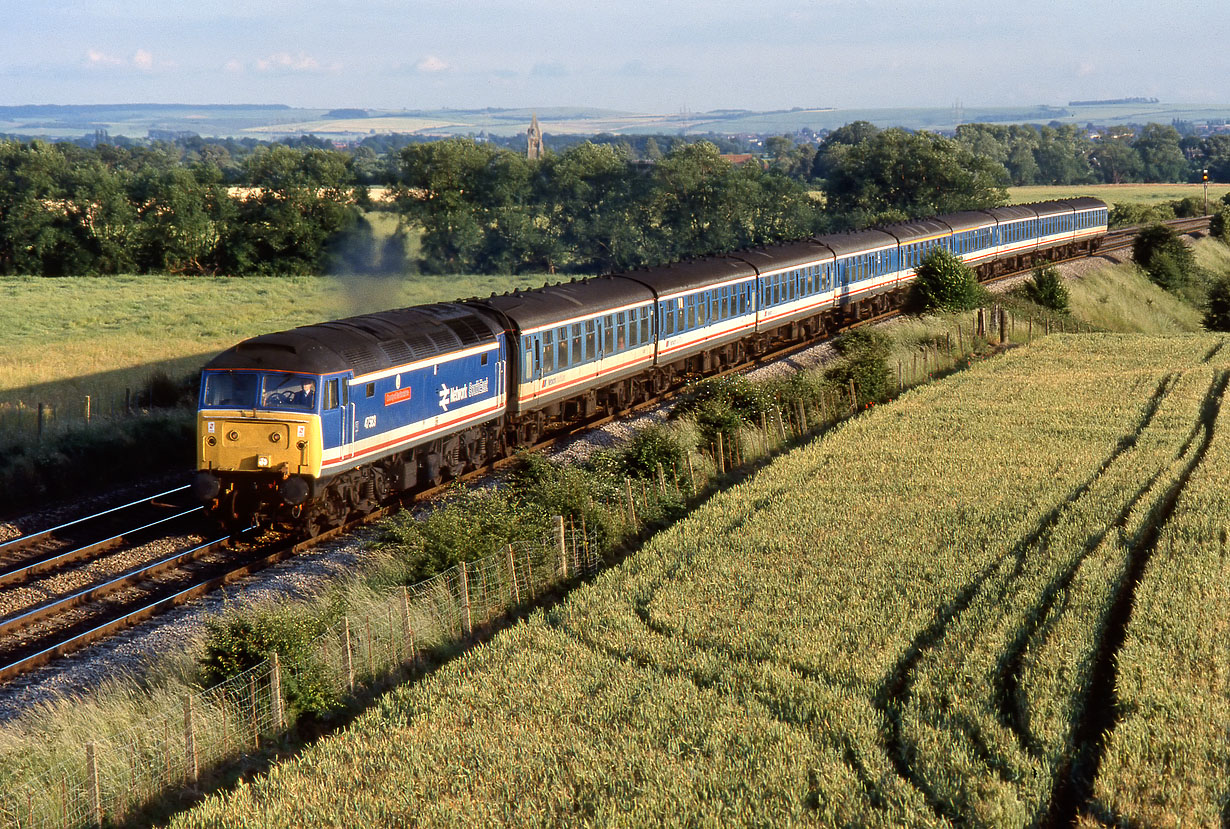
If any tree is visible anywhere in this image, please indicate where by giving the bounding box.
[911,247,984,311]
[224,145,361,275]
[392,139,515,273]
[822,128,1008,227]
[811,121,880,182]
[1090,133,1143,183]
[1134,124,1188,182]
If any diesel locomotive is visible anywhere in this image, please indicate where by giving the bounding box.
[192,198,1108,534]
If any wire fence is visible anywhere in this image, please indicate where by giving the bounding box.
[0,520,598,829]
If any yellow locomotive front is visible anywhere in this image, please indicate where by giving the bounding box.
[194,369,325,529]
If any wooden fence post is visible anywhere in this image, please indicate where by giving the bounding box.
[623,479,636,528]
[344,618,355,691]
[554,515,568,579]
[716,432,725,474]
[84,395,91,425]
[270,652,284,730]
[86,742,102,827]
[400,586,417,664]
[459,563,472,637]
[507,544,520,605]
[184,694,198,785]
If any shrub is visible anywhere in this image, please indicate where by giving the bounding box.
[199,607,341,718]
[1203,275,1230,331]
[671,375,775,441]
[824,328,894,404]
[1019,265,1070,312]
[1210,208,1230,245]
[911,247,985,311]
[621,424,687,480]
[1132,224,1192,272]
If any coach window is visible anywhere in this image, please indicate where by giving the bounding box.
[605,315,616,351]
[523,342,533,380]
[571,323,582,365]
[585,319,596,361]
[686,296,696,329]
[630,308,642,346]
[616,311,627,349]
[720,287,729,319]
[542,330,555,373]
[640,308,651,342]
[557,327,568,368]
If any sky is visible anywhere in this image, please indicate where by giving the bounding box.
[2,0,1226,113]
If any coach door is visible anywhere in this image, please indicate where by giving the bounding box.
[320,375,354,463]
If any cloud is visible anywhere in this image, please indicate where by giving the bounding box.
[86,49,125,68]
[416,56,450,73]
[85,47,163,71]
[255,52,334,72]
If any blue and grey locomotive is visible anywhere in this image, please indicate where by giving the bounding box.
[194,198,1108,533]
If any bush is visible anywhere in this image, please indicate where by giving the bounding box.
[1210,208,1230,245]
[1019,265,1070,312]
[911,247,985,311]
[1203,275,1230,331]
[824,328,894,405]
[621,424,687,480]
[1110,202,1175,228]
[1133,224,1192,272]
[671,375,775,441]
[199,607,341,718]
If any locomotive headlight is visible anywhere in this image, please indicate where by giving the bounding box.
[257,456,271,468]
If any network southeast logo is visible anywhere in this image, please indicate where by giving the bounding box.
[438,377,490,411]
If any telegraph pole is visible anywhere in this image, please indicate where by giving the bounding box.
[1204,169,1209,215]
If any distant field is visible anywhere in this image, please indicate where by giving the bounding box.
[0,271,543,417]
[175,334,1230,826]
[1009,182,1230,206]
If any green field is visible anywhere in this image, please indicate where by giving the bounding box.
[173,334,1230,826]
[0,271,543,419]
[1009,182,1230,207]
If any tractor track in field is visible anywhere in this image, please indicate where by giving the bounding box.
[1048,370,1229,827]
[874,370,1187,823]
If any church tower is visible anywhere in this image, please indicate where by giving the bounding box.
[527,113,544,160]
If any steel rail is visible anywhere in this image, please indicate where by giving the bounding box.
[0,484,191,554]
[0,507,204,588]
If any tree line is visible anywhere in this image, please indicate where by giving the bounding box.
[1,119,1226,277]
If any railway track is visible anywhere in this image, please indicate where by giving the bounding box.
[0,215,1212,685]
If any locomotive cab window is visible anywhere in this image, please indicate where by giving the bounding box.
[324,379,339,410]
[259,372,318,411]
[202,370,258,408]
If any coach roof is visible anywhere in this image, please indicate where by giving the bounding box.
[204,303,503,377]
